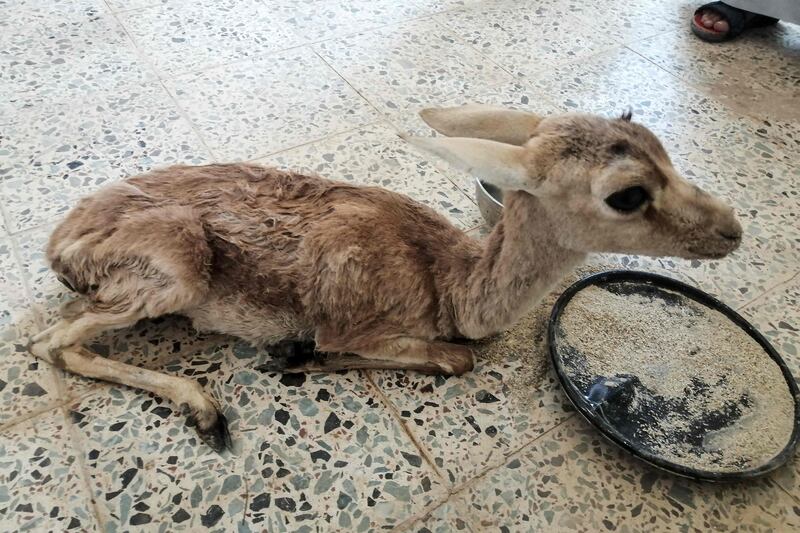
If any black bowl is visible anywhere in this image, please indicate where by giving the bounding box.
[548,270,800,482]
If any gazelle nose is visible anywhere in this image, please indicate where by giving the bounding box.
[715,215,742,242]
[718,230,741,241]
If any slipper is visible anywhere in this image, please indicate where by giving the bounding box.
[691,1,779,42]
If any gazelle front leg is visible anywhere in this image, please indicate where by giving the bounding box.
[29,298,91,345]
[28,302,230,452]
[56,345,231,451]
[263,335,476,375]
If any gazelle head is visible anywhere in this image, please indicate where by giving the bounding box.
[406,105,742,259]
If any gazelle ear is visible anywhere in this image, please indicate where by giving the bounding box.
[420,105,543,146]
[402,134,531,192]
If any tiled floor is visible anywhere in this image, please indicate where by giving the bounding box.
[0,0,798,530]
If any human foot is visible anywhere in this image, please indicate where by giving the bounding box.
[691,1,779,42]
[699,7,730,33]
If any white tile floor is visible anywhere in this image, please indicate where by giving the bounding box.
[0,0,798,531]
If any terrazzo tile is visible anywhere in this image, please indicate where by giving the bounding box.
[740,276,800,379]
[271,0,428,43]
[71,342,447,531]
[117,0,303,76]
[104,0,165,11]
[370,344,573,486]
[315,19,513,116]
[0,238,58,424]
[15,226,218,399]
[405,497,477,532]
[738,276,800,495]
[603,227,798,310]
[451,416,800,531]
[565,0,691,43]
[165,48,379,161]
[631,25,800,123]
[0,83,210,233]
[432,2,620,79]
[2,0,800,527]
[523,46,797,163]
[0,410,98,531]
[410,0,502,13]
[0,0,154,115]
[267,123,481,230]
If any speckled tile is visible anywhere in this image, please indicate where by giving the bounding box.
[631,25,800,123]
[370,357,573,487]
[271,0,428,43]
[739,276,800,494]
[0,0,154,115]
[117,0,304,76]
[315,19,513,116]
[165,48,379,161]
[15,226,218,399]
[0,410,98,531]
[104,0,164,11]
[267,123,481,230]
[740,276,800,379]
[409,0,494,13]
[0,238,58,424]
[71,342,447,531]
[449,416,800,531]
[3,0,800,528]
[523,46,797,161]
[604,229,798,310]
[404,497,477,532]
[0,83,209,233]
[566,0,691,43]
[432,2,620,79]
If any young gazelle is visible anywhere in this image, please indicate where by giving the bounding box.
[29,107,742,450]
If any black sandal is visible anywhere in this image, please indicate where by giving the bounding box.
[691,1,779,42]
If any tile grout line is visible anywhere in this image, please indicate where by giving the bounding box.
[768,476,800,506]
[246,120,386,163]
[258,44,483,220]
[392,413,578,532]
[309,47,388,126]
[363,371,449,485]
[0,188,15,240]
[101,0,220,162]
[59,403,113,530]
[124,6,448,82]
[379,112,483,208]
[0,397,76,433]
[735,269,800,312]
[5,224,71,425]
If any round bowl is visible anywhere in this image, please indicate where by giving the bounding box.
[475,178,503,227]
[548,270,800,482]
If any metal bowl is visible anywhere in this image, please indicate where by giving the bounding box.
[475,178,503,226]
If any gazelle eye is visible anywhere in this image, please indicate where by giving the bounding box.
[605,186,649,213]
[609,141,630,156]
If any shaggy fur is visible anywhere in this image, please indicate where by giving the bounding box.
[29,107,742,450]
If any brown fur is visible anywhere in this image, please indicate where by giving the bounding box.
[29,108,742,450]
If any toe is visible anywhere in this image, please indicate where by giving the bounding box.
[713,19,729,32]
